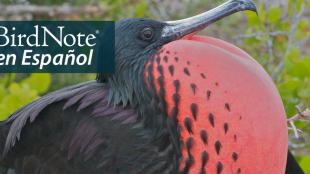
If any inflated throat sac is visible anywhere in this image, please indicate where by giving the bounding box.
[145,36,288,174]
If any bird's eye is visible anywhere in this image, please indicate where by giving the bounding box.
[140,27,154,40]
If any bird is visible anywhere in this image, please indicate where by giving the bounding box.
[0,0,305,173]
[285,149,305,174]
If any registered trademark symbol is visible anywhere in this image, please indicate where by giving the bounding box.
[96,30,99,34]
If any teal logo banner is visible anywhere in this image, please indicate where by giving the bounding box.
[0,21,115,73]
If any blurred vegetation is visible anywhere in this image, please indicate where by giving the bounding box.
[240,0,310,118]
[1,0,310,172]
[234,0,310,172]
[0,73,50,120]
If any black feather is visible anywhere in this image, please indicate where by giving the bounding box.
[200,129,207,145]
[201,73,206,79]
[199,150,208,174]
[232,152,238,162]
[186,137,194,158]
[157,76,165,103]
[190,83,197,95]
[209,113,214,127]
[215,140,221,155]
[157,65,164,77]
[173,93,180,106]
[224,122,228,134]
[207,90,211,101]
[182,157,194,174]
[156,56,160,65]
[225,103,230,111]
[173,80,180,93]
[217,161,223,174]
[170,106,178,119]
[186,137,194,150]
[184,68,190,76]
[190,103,198,120]
[201,150,208,168]
[168,65,174,76]
[164,56,168,63]
[147,63,158,103]
[285,149,305,174]
[167,117,180,154]
[200,168,206,174]
[184,117,193,134]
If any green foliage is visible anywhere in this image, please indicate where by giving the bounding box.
[281,52,310,117]
[293,61,310,79]
[241,2,310,113]
[296,155,310,173]
[48,74,94,92]
[22,73,51,94]
[246,10,261,27]
[298,19,310,30]
[268,7,281,23]
[239,0,310,170]
[97,0,151,21]
[0,74,51,121]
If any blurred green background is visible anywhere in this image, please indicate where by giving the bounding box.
[1,0,310,172]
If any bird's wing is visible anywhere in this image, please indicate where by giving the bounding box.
[2,80,99,153]
[0,80,163,173]
[285,149,305,174]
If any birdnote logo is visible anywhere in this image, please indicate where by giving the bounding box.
[0,26,96,69]
[0,21,115,73]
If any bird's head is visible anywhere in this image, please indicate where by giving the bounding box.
[97,0,257,84]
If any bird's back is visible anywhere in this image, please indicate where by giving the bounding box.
[0,80,172,174]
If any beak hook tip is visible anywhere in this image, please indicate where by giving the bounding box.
[248,0,258,16]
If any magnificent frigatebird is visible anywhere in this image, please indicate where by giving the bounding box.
[0,0,305,173]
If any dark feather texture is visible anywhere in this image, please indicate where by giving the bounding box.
[209,113,214,127]
[231,152,237,162]
[200,129,207,145]
[200,150,208,174]
[217,161,223,174]
[224,122,228,134]
[215,140,221,155]
[285,150,305,174]
[184,117,193,134]
[0,80,176,173]
[190,103,198,121]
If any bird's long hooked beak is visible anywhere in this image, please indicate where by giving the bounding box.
[162,0,257,40]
